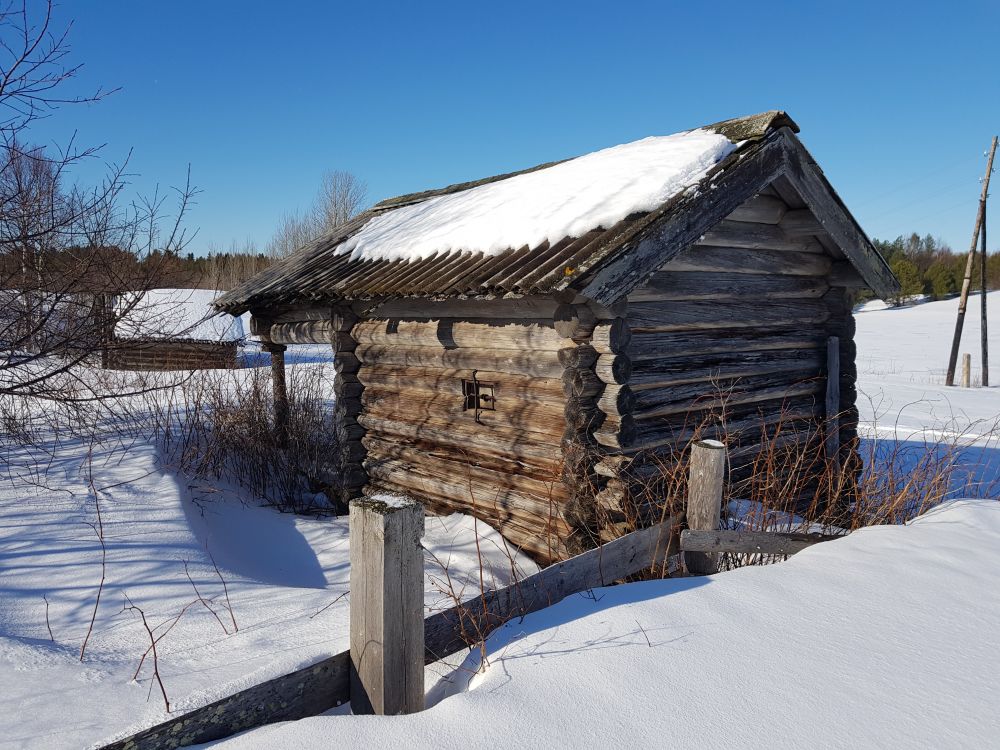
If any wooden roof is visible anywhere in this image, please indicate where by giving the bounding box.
[215,112,897,314]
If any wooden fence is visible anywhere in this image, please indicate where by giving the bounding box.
[101,441,839,750]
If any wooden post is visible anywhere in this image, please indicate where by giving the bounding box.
[264,342,289,447]
[685,439,727,575]
[962,353,972,388]
[825,335,841,463]
[981,207,989,387]
[349,497,425,716]
[946,136,998,386]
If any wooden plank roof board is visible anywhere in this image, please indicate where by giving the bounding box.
[214,112,897,315]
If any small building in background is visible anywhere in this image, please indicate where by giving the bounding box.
[108,288,243,371]
[215,111,899,563]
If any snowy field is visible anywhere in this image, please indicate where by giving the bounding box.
[1,295,999,749]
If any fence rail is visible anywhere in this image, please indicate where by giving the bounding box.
[100,512,680,750]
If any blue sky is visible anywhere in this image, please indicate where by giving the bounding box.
[31,1,1000,255]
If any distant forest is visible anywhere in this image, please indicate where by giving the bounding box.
[25,230,991,299]
[873,233,998,305]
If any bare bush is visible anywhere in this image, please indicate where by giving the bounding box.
[602,396,1000,574]
[153,364,340,514]
[267,170,367,259]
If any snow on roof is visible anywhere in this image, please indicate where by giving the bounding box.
[337,128,736,263]
[114,288,244,342]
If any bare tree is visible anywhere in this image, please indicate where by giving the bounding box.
[0,1,198,400]
[267,170,367,258]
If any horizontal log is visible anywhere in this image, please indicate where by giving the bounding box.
[696,219,816,252]
[599,411,821,460]
[267,303,332,323]
[333,378,364,399]
[364,457,570,535]
[358,365,564,401]
[629,349,825,390]
[367,297,559,320]
[725,195,788,224]
[557,344,598,369]
[362,434,561,483]
[779,209,824,237]
[334,351,361,374]
[597,384,637,416]
[269,320,332,345]
[627,271,829,302]
[627,299,830,333]
[591,319,631,354]
[562,367,603,399]
[595,353,633,384]
[361,389,566,438]
[633,377,824,420]
[363,441,568,507]
[355,343,566,378]
[620,398,822,454]
[627,329,826,362]
[564,400,604,432]
[352,318,569,352]
[679,529,841,555]
[357,413,564,464]
[594,414,638,450]
[554,303,597,340]
[664,246,833,276]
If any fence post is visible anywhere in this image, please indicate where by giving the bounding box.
[349,497,425,715]
[825,336,841,463]
[685,439,727,575]
[962,352,972,388]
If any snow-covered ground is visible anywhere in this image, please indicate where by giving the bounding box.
[1,295,999,749]
[0,360,536,749]
[208,498,1000,750]
[856,291,1000,436]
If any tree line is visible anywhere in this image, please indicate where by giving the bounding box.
[874,232,999,305]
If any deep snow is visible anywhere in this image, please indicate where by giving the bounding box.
[205,499,1000,750]
[0,413,535,749]
[1,294,999,749]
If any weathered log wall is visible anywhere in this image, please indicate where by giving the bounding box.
[352,307,585,563]
[104,338,238,371]
[591,189,856,522]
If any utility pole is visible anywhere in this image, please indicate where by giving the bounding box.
[946,136,998,386]
[982,207,990,386]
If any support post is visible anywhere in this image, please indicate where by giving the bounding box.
[263,342,289,447]
[685,439,727,575]
[349,498,425,716]
[962,353,972,388]
[825,335,841,464]
[947,136,997,386]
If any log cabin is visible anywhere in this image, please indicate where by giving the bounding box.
[214,111,898,564]
[108,288,241,371]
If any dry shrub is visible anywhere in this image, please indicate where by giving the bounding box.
[592,397,1000,573]
[153,363,339,514]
